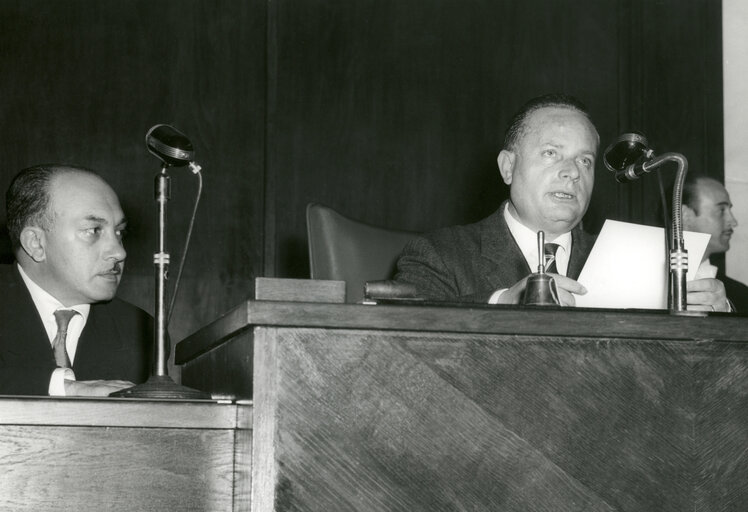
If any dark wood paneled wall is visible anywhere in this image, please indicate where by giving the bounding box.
[0,0,723,342]
[0,0,266,342]
[267,0,724,278]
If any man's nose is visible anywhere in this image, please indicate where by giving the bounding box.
[727,208,738,228]
[559,158,581,181]
[105,233,127,261]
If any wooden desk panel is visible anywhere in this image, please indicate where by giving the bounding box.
[178,301,748,511]
[0,398,252,512]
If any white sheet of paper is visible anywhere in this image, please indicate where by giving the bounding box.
[574,220,710,309]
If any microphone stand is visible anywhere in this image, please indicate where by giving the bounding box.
[111,165,209,399]
[644,154,689,314]
[617,153,690,315]
[604,133,699,315]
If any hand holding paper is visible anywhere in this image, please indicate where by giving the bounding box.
[574,220,710,310]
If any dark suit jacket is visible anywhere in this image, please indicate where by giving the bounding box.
[718,271,748,314]
[394,204,595,302]
[0,264,153,396]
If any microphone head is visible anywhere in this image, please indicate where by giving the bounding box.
[603,132,652,173]
[145,124,195,167]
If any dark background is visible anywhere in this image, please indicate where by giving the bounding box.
[0,0,723,343]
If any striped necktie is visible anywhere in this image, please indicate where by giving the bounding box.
[544,243,560,274]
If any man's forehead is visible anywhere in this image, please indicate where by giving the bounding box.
[524,107,598,146]
[697,178,730,203]
[48,171,124,219]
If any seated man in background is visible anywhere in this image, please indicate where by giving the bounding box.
[678,173,748,312]
[0,164,152,396]
[394,93,729,311]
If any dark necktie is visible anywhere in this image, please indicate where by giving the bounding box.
[53,309,78,368]
[544,243,560,274]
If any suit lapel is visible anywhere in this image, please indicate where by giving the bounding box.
[479,205,532,290]
[74,305,110,374]
[478,204,594,286]
[9,266,57,362]
[567,227,594,280]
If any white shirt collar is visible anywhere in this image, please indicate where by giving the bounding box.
[17,263,91,342]
[503,203,572,275]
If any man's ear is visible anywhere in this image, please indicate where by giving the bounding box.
[682,204,697,226]
[19,227,47,262]
[497,150,515,185]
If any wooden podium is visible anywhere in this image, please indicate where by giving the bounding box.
[176,299,748,512]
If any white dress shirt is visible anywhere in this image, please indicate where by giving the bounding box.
[17,264,91,396]
[488,203,572,303]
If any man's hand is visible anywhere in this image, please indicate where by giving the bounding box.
[687,278,730,312]
[64,379,134,397]
[496,274,587,306]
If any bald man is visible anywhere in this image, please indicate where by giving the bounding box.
[0,164,152,396]
[395,94,729,311]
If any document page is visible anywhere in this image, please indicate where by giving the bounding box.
[575,220,710,309]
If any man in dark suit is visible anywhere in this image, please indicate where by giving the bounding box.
[678,173,748,312]
[0,164,152,396]
[395,94,729,311]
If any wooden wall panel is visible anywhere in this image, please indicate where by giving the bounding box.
[0,0,266,343]
[612,0,724,227]
[267,0,622,277]
[0,0,725,342]
[267,0,723,277]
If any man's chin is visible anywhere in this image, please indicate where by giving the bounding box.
[543,211,584,233]
[90,294,117,303]
[545,200,584,217]
[90,283,120,302]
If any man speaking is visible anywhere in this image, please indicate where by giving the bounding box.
[0,164,152,396]
[394,94,729,311]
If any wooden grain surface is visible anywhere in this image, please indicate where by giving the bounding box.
[0,398,253,512]
[176,299,748,363]
[248,327,748,511]
[0,396,250,428]
[178,300,748,511]
[253,277,345,303]
[1,426,235,511]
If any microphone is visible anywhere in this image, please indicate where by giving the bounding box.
[603,132,654,183]
[146,124,199,169]
[603,131,691,313]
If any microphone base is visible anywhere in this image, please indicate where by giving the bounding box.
[109,375,211,400]
[669,309,709,317]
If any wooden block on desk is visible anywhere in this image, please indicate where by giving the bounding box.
[253,277,345,303]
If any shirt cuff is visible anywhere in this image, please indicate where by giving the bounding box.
[48,367,76,396]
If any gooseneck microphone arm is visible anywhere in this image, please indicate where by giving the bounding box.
[603,134,689,315]
[667,153,689,313]
[635,153,690,313]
